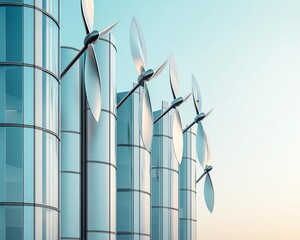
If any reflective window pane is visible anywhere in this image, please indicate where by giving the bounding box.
[0,206,23,240]
[117,191,131,231]
[0,128,23,202]
[0,66,23,124]
[0,6,23,62]
[24,7,34,64]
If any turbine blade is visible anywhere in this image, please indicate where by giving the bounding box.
[196,122,206,168]
[203,129,211,166]
[139,83,153,151]
[98,21,119,38]
[205,107,215,118]
[204,173,215,213]
[192,74,202,115]
[182,92,192,104]
[151,60,168,79]
[81,0,94,34]
[130,17,147,75]
[172,109,183,164]
[169,55,179,99]
[84,44,101,122]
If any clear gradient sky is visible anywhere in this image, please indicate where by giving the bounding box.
[61,0,300,239]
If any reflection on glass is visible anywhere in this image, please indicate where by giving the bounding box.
[0,6,22,62]
[117,191,131,231]
[0,128,23,202]
[0,66,23,124]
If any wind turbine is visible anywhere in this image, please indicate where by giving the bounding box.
[153,55,191,164]
[117,18,167,151]
[183,75,215,212]
[195,125,215,213]
[60,0,119,122]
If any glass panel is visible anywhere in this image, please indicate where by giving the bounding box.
[87,163,109,231]
[61,132,80,172]
[140,193,150,234]
[0,66,23,124]
[24,7,34,64]
[61,173,80,238]
[151,168,160,206]
[140,150,150,193]
[110,167,116,232]
[117,147,132,189]
[24,128,34,203]
[35,208,58,240]
[0,128,23,202]
[35,130,59,208]
[117,191,131,232]
[171,171,179,209]
[24,206,34,239]
[0,206,23,240]
[151,208,159,240]
[117,92,132,145]
[0,6,23,62]
[86,111,109,162]
[24,67,34,125]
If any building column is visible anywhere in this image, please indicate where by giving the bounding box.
[151,102,179,240]
[179,129,197,240]
[0,2,60,239]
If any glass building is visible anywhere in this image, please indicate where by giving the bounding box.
[0,1,60,239]
[60,46,82,240]
[179,128,197,240]
[151,102,179,240]
[85,34,117,240]
[117,87,151,240]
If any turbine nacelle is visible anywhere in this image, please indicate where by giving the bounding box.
[205,165,213,173]
[84,30,100,46]
[138,69,155,84]
[194,112,206,123]
[171,97,184,108]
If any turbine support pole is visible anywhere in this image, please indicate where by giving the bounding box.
[116,82,141,109]
[60,45,87,79]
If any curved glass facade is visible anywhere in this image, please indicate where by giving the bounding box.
[179,129,197,240]
[117,87,151,240]
[60,47,82,240]
[85,34,117,240]
[151,102,179,240]
[0,1,59,239]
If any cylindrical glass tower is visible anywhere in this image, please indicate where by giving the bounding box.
[179,128,197,240]
[117,86,151,240]
[151,102,179,240]
[85,34,117,240]
[60,47,82,239]
[0,1,60,239]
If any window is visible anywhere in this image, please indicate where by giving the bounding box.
[0,127,23,202]
[0,66,23,124]
[0,6,23,62]
[117,191,131,231]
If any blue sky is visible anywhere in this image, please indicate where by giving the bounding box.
[61,0,300,239]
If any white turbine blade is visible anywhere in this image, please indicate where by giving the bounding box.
[205,107,215,118]
[169,55,179,99]
[84,44,101,122]
[196,122,206,168]
[192,74,202,114]
[81,0,94,34]
[204,173,215,213]
[98,21,119,38]
[150,60,168,80]
[172,109,183,164]
[139,83,153,151]
[130,17,147,75]
[182,92,192,104]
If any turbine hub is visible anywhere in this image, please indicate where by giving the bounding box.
[84,30,100,46]
[139,69,154,84]
[171,97,184,108]
[194,112,206,123]
[205,165,213,173]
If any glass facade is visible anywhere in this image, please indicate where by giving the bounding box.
[117,87,151,240]
[0,1,60,239]
[85,34,117,240]
[179,129,197,240]
[151,102,179,240]
[60,47,82,240]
